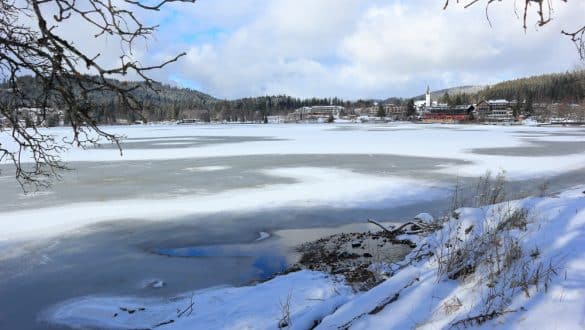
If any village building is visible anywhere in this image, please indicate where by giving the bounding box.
[266,115,285,124]
[414,100,426,113]
[425,85,431,108]
[353,106,377,117]
[476,100,515,122]
[384,104,407,119]
[286,105,345,122]
[420,86,474,123]
[423,104,474,123]
[3,107,66,127]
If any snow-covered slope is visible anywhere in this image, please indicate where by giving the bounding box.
[46,185,585,329]
[319,187,585,329]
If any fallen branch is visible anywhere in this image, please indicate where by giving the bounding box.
[368,293,399,315]
[367,219,392,233]
[339,277,420,329]
[368,219,437,236]
[152,319,175,328]
[450,309,519,328]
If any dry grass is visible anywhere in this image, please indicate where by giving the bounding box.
[434,172,562,327]
[277,293,292,329]
[442,296,463,315]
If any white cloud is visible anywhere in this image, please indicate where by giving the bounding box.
[27,0,585,99]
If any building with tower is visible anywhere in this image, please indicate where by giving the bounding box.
[425,85,431,108]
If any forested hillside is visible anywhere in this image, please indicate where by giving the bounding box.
[0,76,216,123]
[478,70,585,103]
[421,71,585,107]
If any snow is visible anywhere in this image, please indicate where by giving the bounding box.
[0,167,443,242]
[45,185,585,329]
[522,118,539,126]
[414,212,434,224]
[142,279,165,289]
[255,231,271,241]
[3,123,585,179]
[183,165,230,172]
[45,270,354,330]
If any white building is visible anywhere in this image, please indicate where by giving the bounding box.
[266,115,285,124]
[286,105,345,122]
[425,85,431,108]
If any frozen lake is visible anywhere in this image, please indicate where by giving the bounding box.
[2,123,585,329]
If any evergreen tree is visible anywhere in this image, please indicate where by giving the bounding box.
[376,105,386,118]
[512,99,522,118]
[442,92,452,105]
[524,94,534,115]
[406,99,416,117]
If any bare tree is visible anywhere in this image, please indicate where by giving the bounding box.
[0,0,195,190]
[444,0,585,60]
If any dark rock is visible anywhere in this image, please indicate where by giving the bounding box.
[363,253,373,258]
[338,251,360,259]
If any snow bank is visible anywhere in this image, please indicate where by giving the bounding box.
[45,270,353,330]
[319,186,585,329]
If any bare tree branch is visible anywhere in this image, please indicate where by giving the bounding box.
[444,0,584,60]
[0,0,196,190]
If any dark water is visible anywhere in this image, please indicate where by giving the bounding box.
[0,205,442,330]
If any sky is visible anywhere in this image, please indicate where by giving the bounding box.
[52,0,585,100]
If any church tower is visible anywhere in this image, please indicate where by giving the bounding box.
[425,85,431,108]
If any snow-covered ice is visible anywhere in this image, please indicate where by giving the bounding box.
[183,165,230,172]
[3,123,585,179]
[2,123,585,241]
[0,167,444,241]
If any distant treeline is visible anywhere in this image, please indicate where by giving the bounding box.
[208,96,379,122]
[3,70,585,124]
[1,76,379,123]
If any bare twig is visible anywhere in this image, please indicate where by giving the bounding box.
[177,294,195,318]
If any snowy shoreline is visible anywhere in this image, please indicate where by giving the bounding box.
[44,185,585,329]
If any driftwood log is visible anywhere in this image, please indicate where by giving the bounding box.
[367,219,438,236]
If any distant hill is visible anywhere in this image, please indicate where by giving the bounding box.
[410,85,486,101]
